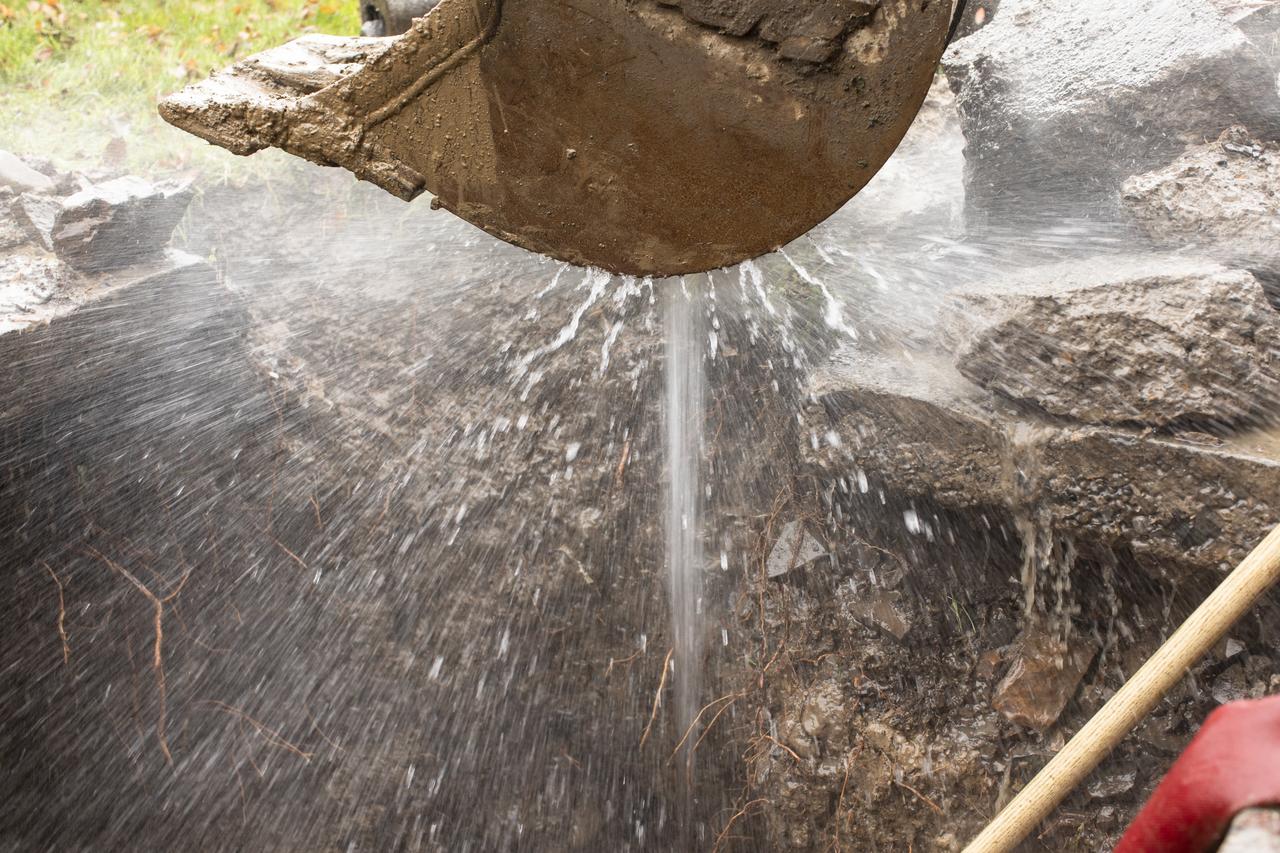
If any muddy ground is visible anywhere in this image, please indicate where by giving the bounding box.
[5,167,1278,852]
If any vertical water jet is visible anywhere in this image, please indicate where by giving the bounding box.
[664,278,705,772]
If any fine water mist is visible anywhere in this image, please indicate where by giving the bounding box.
[7,1,1280,850]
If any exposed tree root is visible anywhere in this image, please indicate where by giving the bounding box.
[271,537,309,571]
[204,700,314,763]
[712,798,768,853]
[88,546,192,766]
[639,646,674,748]
[895,779,944,816]
[41,561,70,666]
[671,692,741,759]
[604,646,643,678]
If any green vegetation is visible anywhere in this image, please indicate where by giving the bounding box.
[0,0,353,173]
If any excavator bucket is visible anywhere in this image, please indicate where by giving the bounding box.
[160,0,952,276]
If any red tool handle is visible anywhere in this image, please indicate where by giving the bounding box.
[1117,694,1280,853]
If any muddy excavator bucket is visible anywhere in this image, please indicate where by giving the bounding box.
[160,0,952,276]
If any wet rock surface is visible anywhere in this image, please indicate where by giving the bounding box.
[1123,128,1280,290]
[52,177,194,272]
[993,627,1099,730]
[942,0,1280,223]
[949,255,1280,429]
[2,169,822,850]
[807,344,1280,581]
[737,417,1280,848]
[0,149,54,194]
[767,521,828,578]
[12,192,62,251]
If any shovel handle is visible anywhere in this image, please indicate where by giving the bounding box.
[964,522,1280,853]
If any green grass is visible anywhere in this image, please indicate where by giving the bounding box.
[0,0,355,176]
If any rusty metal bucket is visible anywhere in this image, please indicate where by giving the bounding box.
[160,0,953,276]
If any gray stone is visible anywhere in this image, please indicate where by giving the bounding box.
[1087,770,1137,800]
[806,346,1280,580]
[767,520,829,578]
[1212,662,1250,704]
[0,149,54,194]
[12,193,62,251]
[992,626,1098,730]
[942,0,1280,224]
[948,256,1280,429]
[1123,128,1280,287]
[51,177,194,273]
[0,252,78,335]
[0,249,205,338]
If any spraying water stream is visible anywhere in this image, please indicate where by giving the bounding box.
[8,5,1280,848]
[663,279,706,772]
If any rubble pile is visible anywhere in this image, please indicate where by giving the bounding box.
[744,2,1280,849]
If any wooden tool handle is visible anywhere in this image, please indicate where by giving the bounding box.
[964,523,1280,853]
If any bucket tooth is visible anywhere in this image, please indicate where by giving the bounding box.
[160,0,499,203]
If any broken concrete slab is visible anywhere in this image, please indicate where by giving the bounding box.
[1122,128,1280,288]
[947,256,1280,429]
[768,520,829,578]
[0,149,54,194]
[51,177,194,273]
[807,346,1280,581]
[992,626,1098,730]
[942,0,1280,224]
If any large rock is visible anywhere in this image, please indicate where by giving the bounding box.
[806,347,1280,580]
[942,0,1280,224]
[51,177,193,272]
[0,195,30,252]
[948,256,1280,429]
[0,149,54,194]
[1122,128,1280,288]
